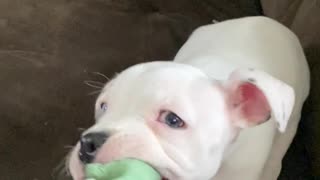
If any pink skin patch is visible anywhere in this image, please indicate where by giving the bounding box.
[233,82,271,125]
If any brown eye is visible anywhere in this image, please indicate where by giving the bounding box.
[159,111,185,129]
[100,102,108,111]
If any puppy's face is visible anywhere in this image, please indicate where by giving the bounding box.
[68,62,294,180]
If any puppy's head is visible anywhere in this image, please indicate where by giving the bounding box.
[68,61,294,180]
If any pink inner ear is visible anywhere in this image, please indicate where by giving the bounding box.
[235,82,271,124]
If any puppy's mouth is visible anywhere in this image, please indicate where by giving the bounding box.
[76,156,171,180]
[70,154,175,180]
[147,163,169,180]
[89,161,170,180]
[69,140,177,180]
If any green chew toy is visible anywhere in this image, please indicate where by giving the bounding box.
[85,158,161,180]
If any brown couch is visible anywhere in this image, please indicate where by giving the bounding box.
[0,0,318,179]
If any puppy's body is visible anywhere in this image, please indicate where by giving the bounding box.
[69,16,310,180]
[174,16,310,180]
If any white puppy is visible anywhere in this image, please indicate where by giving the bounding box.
[68,16,310,180]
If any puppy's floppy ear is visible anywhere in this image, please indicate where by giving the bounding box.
[224,68,295,132]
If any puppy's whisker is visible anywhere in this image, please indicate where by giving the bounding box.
[92,71,110,81]
[88,90,101,96]
[52,156,71,179]
[84,80,104,89]
[64,145,74,149]
[78,127,86,132]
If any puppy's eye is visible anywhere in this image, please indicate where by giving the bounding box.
[100,102,108,111]
[159,111,185,129]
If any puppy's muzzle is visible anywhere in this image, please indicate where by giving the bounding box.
[79,132,108,163]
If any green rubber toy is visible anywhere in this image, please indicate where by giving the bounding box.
[85,158,161,180]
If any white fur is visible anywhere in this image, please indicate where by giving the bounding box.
[69,16,310,180]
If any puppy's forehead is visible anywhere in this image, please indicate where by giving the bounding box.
[112,61,208,86]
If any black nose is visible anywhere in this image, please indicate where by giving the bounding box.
[79,132,108,163]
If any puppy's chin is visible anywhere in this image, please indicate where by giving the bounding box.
[68,143,85,180]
